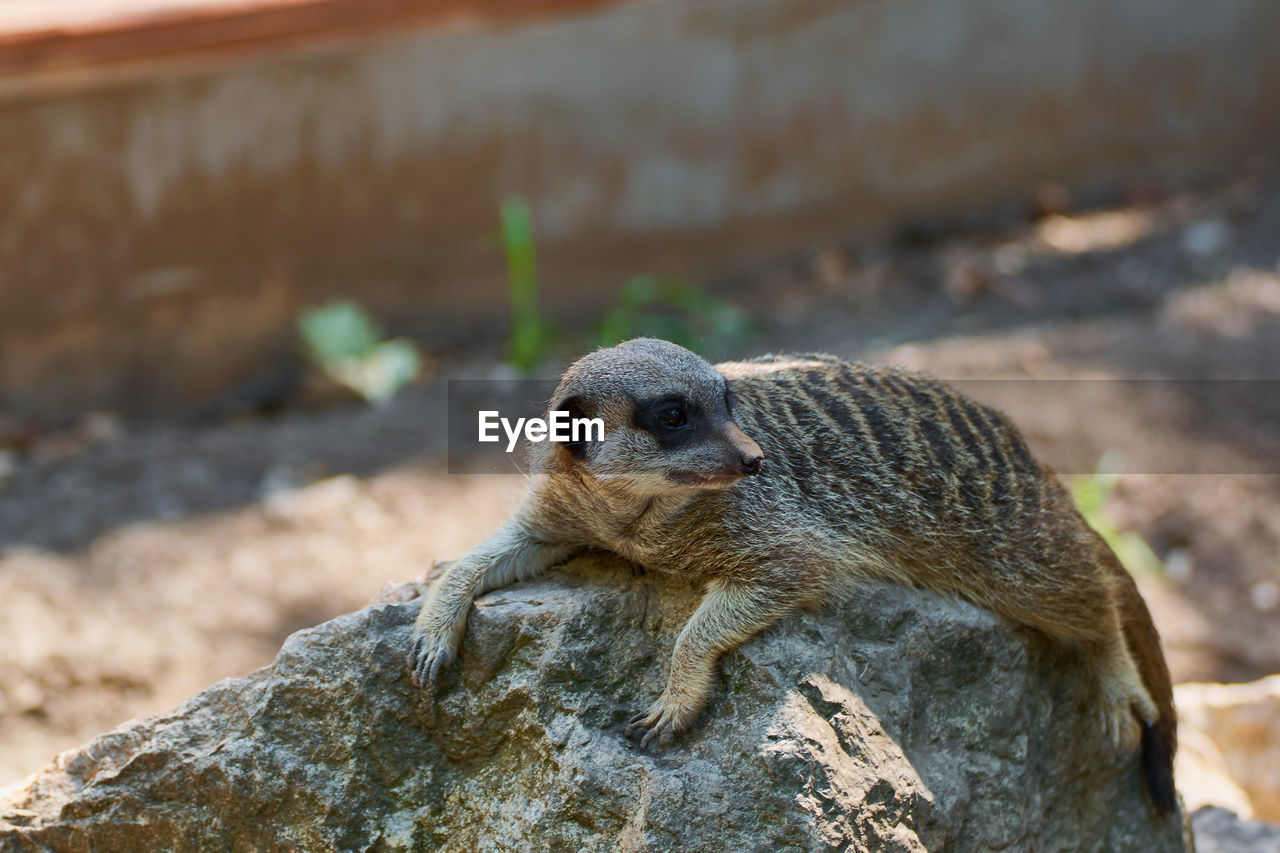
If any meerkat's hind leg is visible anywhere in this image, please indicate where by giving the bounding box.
[973,558,1158,754]
[1093,635,1158,752]
[1079,598,1159,752]
[625,579,807,750]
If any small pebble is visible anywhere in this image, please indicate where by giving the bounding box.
[1164,548,1194,583]
[1249,581,1280,612]
[1181,220,1230,257]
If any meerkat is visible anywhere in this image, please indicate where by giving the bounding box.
[408,338,1177,815]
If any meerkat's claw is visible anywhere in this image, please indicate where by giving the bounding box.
[1130,690,1159,727]
[427,647,454,688]
[407,631,456,690]
[624,697,695,750]
[1095,663,1154,752]
[1098,699,1142,752]
[625,715,674,750]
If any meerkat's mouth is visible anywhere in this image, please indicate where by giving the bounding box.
[667,471,744,489]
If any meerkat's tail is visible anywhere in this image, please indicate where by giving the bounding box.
[1113,558,1178,816]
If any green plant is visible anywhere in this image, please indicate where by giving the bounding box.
[297,300,422,404]
[592,274,752,355]
[1072,450,1164,577]
[497,197,752,371]
[500,198,557,375]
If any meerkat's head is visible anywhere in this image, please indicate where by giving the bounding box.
[535,338,764,496]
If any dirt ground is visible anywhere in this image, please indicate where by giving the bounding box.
[2,164,1279,786]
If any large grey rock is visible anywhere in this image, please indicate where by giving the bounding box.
[0,556,1189,852]
[1191,806,1280,853]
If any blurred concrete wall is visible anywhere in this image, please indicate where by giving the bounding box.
[2,0,1279,418]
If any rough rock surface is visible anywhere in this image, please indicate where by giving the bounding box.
[0,557,1189,852]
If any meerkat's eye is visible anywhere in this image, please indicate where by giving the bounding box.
[659,406,688,428]
[634,396,697,439]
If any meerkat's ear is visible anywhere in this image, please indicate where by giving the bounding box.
[552,394,591,459]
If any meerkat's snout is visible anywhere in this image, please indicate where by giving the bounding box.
[722,420,764,476]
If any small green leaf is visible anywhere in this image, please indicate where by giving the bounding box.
[297,301,421,404]
[1073,451,1165,578]
[298,301,383,365]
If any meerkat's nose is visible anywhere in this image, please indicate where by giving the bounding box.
[723,420,764,476]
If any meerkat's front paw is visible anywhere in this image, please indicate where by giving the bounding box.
[407,601,469,690]
[407,629,458,689]
[624,694,702,750]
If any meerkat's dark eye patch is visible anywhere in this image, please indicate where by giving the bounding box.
[634,396,701,447]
